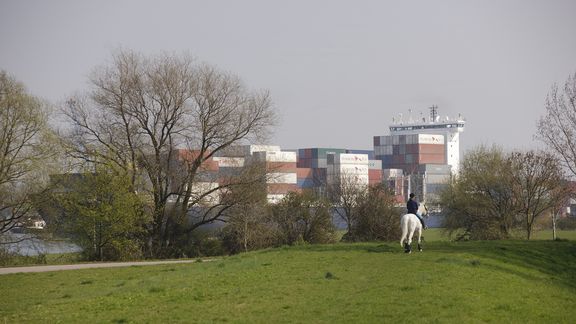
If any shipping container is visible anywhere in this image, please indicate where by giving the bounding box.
[418,154,445,164]
[189,182,220,205]
[368,159,382,169]
[311,158,327,168]
[309,148,346,159]
[328,164,369,175]
[267,183,299,194]
[265,162,297,173]
[419,164,451,174]
[297,158,312,168]
[297,167,313,179]
[418,144,445,155]
[406,144,418,154]
[416,134,445,145]
[426,174,450,184]
[266,172,297,184]
[405,154,414,164]
[392,155,405,164]
[253,151,297,163]
[346,149,374,159]
[383,169,403,178]
[332,153,369,165]
[213,157,245,168]
[368,169,382,180]
[297,178,315,188]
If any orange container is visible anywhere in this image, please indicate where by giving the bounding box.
[418,144,445,155]
[267,183,299,194]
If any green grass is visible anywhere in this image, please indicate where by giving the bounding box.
[2,240,575,323]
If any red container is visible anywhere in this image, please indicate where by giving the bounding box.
[267,183,299,194]
[267,162,297,172]
[297,168,313,179]
[418,144,445,155]
[406,144,418,154]
[368,169,382,180]
[417,154,446,164]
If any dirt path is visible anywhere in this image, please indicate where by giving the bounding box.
[0,259,212,275]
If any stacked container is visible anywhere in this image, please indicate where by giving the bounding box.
[374,134,445,173]
[297,148,347,169]
[326,153,370,188]
[419,164,451,203]
[368,159,383,185]
[346,149,375,160]
[170,149,221,204]
[382,168,406,204]
[252,151,298,204]
[212,157,245,178]
[216,145,281,158]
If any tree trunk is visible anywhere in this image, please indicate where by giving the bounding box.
[552,212,557,240]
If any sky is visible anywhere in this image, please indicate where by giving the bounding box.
[1,0,575,154]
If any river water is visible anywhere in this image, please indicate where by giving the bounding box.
[2,233,82,256]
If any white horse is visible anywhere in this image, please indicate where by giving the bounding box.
[400,203,428,253]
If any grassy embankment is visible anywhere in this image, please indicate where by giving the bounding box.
[1,230,575,323]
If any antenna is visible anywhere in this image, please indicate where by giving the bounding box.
[429,105,438,122]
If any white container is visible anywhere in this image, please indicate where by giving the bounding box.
[417,134,445,145]
[267,194,287,204]
[213,157,245,167]
[266,172,297,184]
[332,153,369,165]
[383,168,403,178]
[368,160,382,169]
[334,165,369,175]
[248,145,281,154]
[189,182,220,205]
[253,151,297,163]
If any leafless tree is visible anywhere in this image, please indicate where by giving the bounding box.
[508,150,571,240]
[536,72,576,178]
[61,50,276,257]
[327,172,369,236]
[0,71,55,240]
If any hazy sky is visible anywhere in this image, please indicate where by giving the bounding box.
[1,0,575,153]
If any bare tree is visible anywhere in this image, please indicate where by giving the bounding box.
[61,50,276,257]
[508,150,571,240]
[0,71,55,240]
[536,72,576,177]
[327,172,369,236]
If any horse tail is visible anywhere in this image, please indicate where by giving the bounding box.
[400,214,408,246]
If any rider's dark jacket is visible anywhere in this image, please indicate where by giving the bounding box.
[407,198,419,214]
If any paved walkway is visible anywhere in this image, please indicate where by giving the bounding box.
[0,259,209,275]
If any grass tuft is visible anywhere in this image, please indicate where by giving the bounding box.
[470,259,481,266]
[325,271,338,280]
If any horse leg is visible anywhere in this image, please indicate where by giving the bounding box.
[406,229,413,253]
[417,227,423,252]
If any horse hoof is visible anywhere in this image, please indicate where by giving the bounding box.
[418,249,423,252]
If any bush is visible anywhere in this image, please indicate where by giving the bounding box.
[557,217,576,230]
[344,185,400,242]
[269,191,336,246]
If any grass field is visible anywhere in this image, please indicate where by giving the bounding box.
[2,235,575,323]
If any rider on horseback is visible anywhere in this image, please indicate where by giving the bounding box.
[407,193,427,229]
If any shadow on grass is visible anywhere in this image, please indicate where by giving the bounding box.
[270,239,576,290]
[428,240,576,290]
